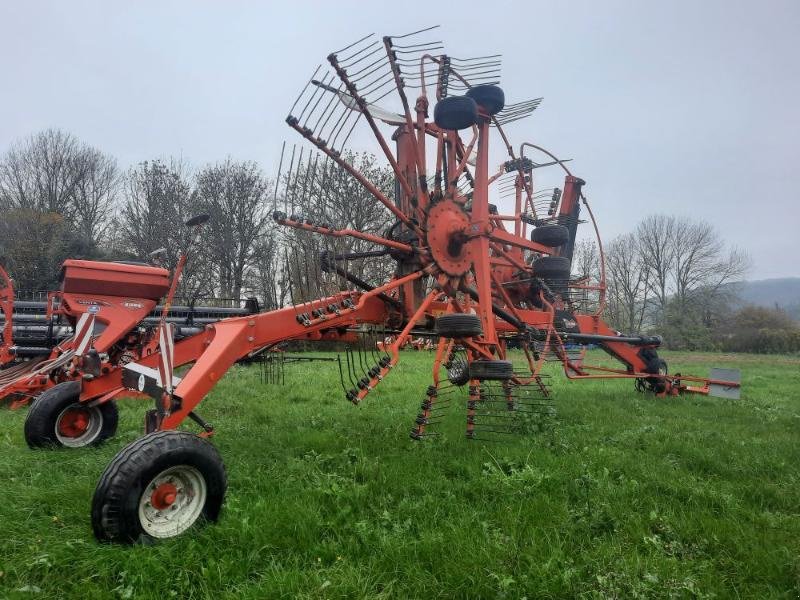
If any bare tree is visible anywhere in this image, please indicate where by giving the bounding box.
[71,147,120,242]
[623,213,750,347]
[195,159,271,302]
[0,129,83,216]
[120,159,192,273]
[605,233,650,334]
[250,230,287,310]
[671,219,748,303]
[572,238,600,282]
[0,129,118,241]
[281,152,396,302]
[636,214,675,319]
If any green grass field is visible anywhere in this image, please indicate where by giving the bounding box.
[1,350,798,599]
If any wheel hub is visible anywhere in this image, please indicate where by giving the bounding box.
[425,200,473,276]
[138,465,207,538]
[57,407,91,438]
[150,482,179,510]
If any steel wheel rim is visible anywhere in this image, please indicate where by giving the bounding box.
[138,465,207,538]
[55,403,103,447]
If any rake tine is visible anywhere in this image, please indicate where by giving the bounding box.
[331,30,375,54]
[287,65,322,116]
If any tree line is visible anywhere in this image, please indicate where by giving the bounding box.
[0,128,394,309]
[576,216,798,353]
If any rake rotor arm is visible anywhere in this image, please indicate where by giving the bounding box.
[459,283,534,336]
[275,212,415,254]
[319,253,405,311]
[486,227,558,255]
[327,54,422,219]
[285,117,421,235]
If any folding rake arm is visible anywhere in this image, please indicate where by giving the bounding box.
[151,293,391,430]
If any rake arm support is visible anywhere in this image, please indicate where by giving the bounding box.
[351,288,440,404]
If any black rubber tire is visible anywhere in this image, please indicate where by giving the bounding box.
[531,224,569,247]
[24,381,118,449]
[533,256,572,280]
[465,85,505,116]
[646,357,668,393]
[92,430,227,544]
[434,96,479,130]
[436,314,483,338]
[469,359,514,381]
[447,360,470,386]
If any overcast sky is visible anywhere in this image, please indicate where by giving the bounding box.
[1,0,798,279]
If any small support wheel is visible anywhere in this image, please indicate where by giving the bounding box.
[435,314,483,338]
[24,381,118,448]
[433,96,479,130]
[469,359,514,381]
[646,358,669,394]
[531,224,569,247]
[532,256,571,280]
[465,85,505,116]
[92,430,227,544]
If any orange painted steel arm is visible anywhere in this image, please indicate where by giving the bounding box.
[0,265,14,365]
[160,294,390,429]
[469,118,498,344]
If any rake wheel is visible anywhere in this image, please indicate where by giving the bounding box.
[532,256,571,280]
[465,84,505,116]
[646,357,669,394]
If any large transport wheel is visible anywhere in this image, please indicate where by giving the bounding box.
[469,359,514,381]
[92,430,227,544]
[436,314,483,338]
[24,381,119,449]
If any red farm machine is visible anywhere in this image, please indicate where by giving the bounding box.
[11,28,740,543]
[0,215,261,419]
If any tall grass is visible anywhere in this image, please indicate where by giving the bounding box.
[0,350,798,598]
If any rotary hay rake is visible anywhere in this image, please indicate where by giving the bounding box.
[17,27,740,543]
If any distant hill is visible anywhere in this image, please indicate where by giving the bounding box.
[729,277,800,321]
